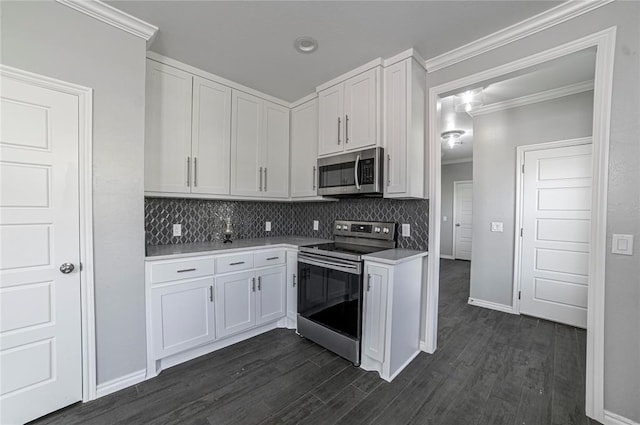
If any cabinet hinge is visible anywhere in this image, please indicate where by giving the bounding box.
[79,262,83,271]
[518,291,521,300]
[520,228,523,237]
[521,164,525,174]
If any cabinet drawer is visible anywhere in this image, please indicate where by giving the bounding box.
[149,258,215,284]
[254,250,286,268]
[216,253,254,274]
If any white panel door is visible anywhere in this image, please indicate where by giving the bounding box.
[261,101,290,198]
[363,265,388,363]
[256,265,286,325]
[290,99,318,198]
[344,69,377,151]
[151,278,215,359]
[0,74,82,424]
[454,181,473,261]
[191,77,231,195]
[230,91,262,197]
[318,84,343,156]
[145,60,193,193]
[520,144,592,328]
[215,270,256,338]
[383,60,407,195]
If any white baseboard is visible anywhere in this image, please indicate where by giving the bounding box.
[604,410,640,425]
[419,340,435,354]
[96,369,146,398]
[440,254,455,260]
[468,297,516,314]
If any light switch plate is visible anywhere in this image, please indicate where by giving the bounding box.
[612,234,634,255]
[313,220,319,231]
[265,221,271,232]
[402,223,411,237]
[490,222,503,232]
[172,224,182,237]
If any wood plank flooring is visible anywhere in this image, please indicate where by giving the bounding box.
[31,259,599,425]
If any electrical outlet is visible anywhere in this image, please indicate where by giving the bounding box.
[172,224,182,237]
[265,221,271,232]
[402,223,411,237]
[313,220,319,231]
[612,234,634,255]
[490,222,503,232]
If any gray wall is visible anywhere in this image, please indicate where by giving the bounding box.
[440,162,473,257]
[470,91,594,306]
[1,1,147,384]
[427,2,640,419]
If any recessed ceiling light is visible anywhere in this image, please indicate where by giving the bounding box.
[294,36,318,54]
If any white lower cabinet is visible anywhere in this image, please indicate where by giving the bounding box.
[362,258,423,381]
[151,277,216,359]
[256,266,287,325]
[215,270,256,339]
[285,251,298,328]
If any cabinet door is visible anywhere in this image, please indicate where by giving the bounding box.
[145,60,193,193]
[262,101,290,198]
[215,270,256,338]
[344,68,378,151]
[383,61,407,195]
[151,278,215,359]
[363,265,388,363]
[318,84,344,156]
[256,265,286,325]
[285,251,298,326]
[290,99,319,198]
[191,77,232,195]
[231,91,262,197]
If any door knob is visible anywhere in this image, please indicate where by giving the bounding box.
[59,262,75,274]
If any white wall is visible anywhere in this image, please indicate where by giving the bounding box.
[427,2,640,420]
[0,1,147,385]
[469,91,593,306]
[440,162,473,257]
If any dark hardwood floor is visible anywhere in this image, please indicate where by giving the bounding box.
[32,259,598,425]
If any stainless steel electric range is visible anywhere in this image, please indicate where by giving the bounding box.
[297,220,397,365]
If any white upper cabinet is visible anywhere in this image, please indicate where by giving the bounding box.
[191,77,232,195]
[231,91,263,197]
[145,61,193,193]
[262,101,290,198]
[383,58,426,199]
[318,67,380,157]
[231,92,290,198]
[290,98,319,198]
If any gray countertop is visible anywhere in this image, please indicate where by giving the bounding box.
[146,236,332,260]
[362,249,428,265]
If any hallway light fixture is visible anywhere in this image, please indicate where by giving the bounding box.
[441,130,465,149]
[294,36,318,54]
[454,88,483,113]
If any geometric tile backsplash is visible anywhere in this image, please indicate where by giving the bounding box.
[145,197,429,250]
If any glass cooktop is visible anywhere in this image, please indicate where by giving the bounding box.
[300,242,384,257]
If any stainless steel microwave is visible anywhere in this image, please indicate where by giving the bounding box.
[317,147,384,197]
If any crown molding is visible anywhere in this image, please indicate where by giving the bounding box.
[56,0,158,42]
[424,0,614,72]
[469,80,594,117]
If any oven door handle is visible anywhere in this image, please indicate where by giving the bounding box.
[354,154,361,190]
[298,254,361,275]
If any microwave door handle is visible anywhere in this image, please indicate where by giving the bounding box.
[354,155,361,190]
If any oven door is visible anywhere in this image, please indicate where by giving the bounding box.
[317,147,383,196]
[297,253,362,340]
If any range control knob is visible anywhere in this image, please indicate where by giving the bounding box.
[383,227,390,234]
[342,225,349,230]
[374,227,381,233]
[335,224,341,230]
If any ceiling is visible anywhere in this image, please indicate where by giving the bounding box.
[107,0,562,102]
[440,47,596,163]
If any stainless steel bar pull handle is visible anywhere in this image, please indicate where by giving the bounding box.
[186,156,191,187]
[367,274,372,291]
[354,155,361,190]
[293,273,297,287]
[387,154,391,186]
[337,117,341,145]
[209,285,214,302]
[229,261,245,266]
[264,168,267,192]
[252,277,256,292]
[345,115,349,143]
[194,157,198,187]
[257,276,261,291]
[259,167,263,191]
[312,166,316,190]
[266,256,279,261]
[177,268,196,273]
